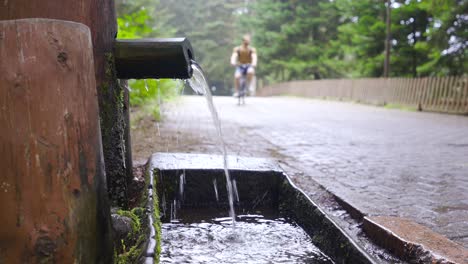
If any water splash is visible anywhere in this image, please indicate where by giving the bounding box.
[188,61,236,225]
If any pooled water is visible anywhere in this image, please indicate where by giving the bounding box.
[188,61,236,225]
[160,213,334,264]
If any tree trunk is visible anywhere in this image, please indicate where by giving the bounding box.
[0,19,112,263]
[383,0,391,78]
[0,0,132,208]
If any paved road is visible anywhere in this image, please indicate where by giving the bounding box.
[137,95,468,247]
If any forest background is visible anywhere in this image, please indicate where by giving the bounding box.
[116,0,466,100]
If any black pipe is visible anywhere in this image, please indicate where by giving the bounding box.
[114,38,194,79]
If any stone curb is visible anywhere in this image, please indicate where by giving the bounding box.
[363,216,468,264]
[330,193,468,264]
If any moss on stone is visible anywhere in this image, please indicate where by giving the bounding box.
[152,169,162,263]
[100,51,129,208]
[114,207,146,264]
[117,209,142,234]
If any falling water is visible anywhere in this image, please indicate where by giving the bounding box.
[155,122,161,137]
[161,193,167,217]
[170,200,177,221]
[179,172,185,199]
[232,179,240,203]
[157,80,161,106]
[188,61,236,225]
[213,178,219,202]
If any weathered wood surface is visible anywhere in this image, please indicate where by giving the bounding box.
[258,76,468,115]
[0,0,116,90]
[1,0,132,208]
[0,19,112,263]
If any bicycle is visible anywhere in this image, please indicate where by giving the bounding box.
[237,64,250,105]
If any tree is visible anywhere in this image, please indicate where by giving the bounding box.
[415,0,467,76]
[239,0,342,82]
[160,0,245,94]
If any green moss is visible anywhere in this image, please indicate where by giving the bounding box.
[152,169,162,263]
[117,209,141,234]
[98,52,119,139]
[114,208,146,264]
[105,53,115,78]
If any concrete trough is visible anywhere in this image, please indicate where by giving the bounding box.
[146,153,380,263]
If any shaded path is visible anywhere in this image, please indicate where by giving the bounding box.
[131,96,468,247]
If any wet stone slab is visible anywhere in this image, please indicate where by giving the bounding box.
[150,152,282,172]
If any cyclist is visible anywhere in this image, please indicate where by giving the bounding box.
[230,35,257,97]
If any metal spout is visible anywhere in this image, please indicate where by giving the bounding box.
[114,38,194,79]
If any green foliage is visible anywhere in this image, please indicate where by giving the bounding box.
[129,79,183,122]
[116,0,175,39]
[237,0,466,82]
[117,8,153,39]
[116,0,182,117]
[118,0,465,90]
[415,0,467,76]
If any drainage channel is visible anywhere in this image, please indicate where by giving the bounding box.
[142,152,395,264]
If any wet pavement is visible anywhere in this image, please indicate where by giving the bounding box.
[131,95,468,248]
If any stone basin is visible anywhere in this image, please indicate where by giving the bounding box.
[145,153,378,263]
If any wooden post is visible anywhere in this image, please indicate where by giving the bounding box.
[431,77,440,110]
[420,77,429,111]
[440,76,450,112]
[1,0,132,208]
[463,77,468,114]
[458,77,468,114]
[409,78,417,107]
[445,76,455,113]
[427,77,435,111]
[0,19,112,263]
[453,77,461,113]
[395,78,402,105]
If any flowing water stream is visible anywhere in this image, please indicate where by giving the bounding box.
[187,61,236,225]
